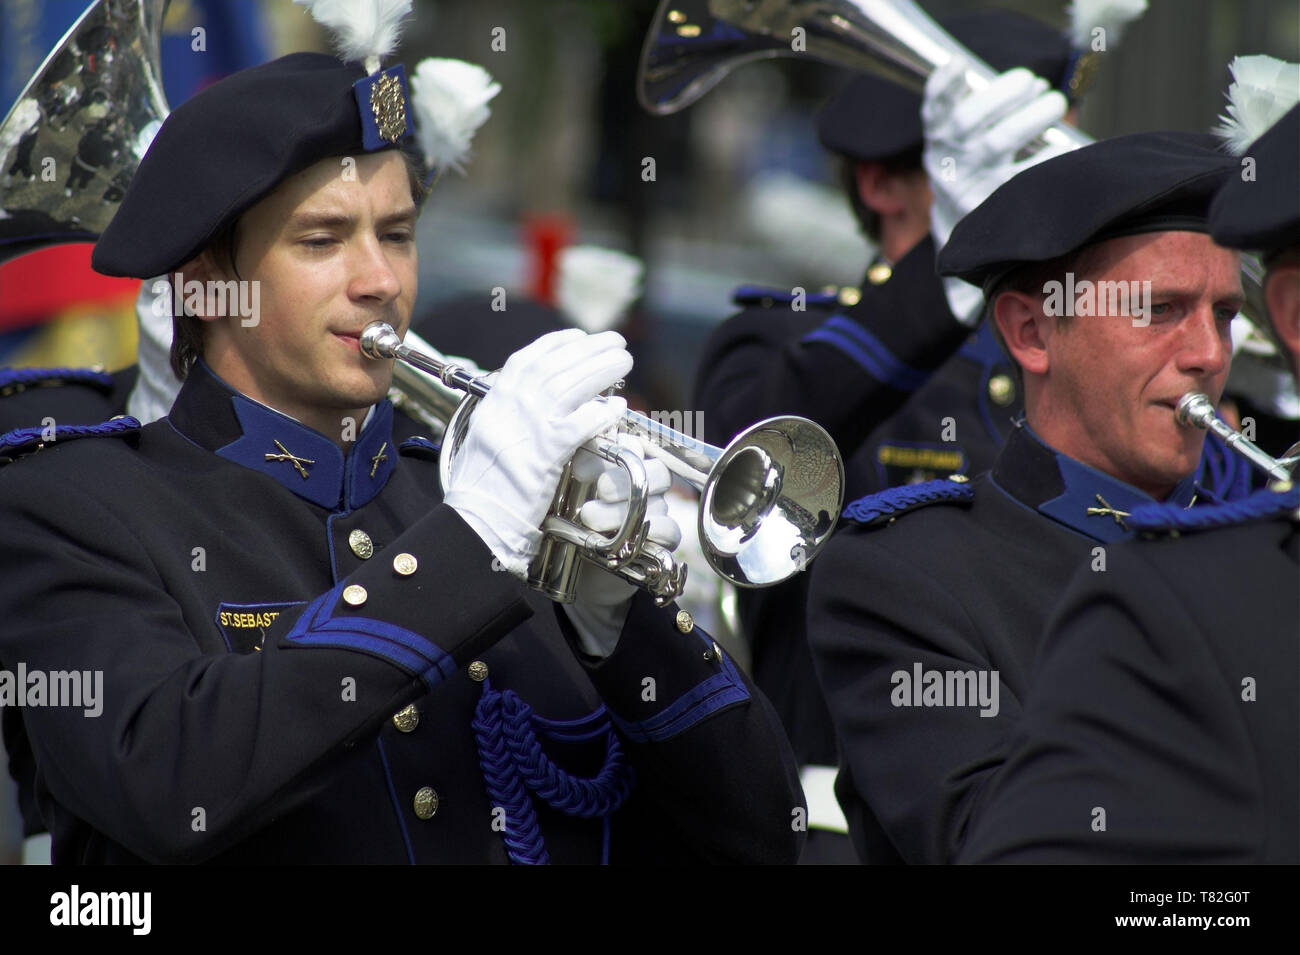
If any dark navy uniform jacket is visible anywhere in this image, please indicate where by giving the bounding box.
[692,236,966,771]
[806,422,1213,864]
[0,360,803,864]
[853,322,1018,493]
[959,491,1299,863]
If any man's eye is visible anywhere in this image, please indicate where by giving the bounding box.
[301,237,336,249]
[1214,307,1239,324]
[384,232,413,244]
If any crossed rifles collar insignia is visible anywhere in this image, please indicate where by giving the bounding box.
[266,439,314,480]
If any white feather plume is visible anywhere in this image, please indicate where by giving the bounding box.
[408,58,502,174]
[557,247,644,334]
[1214,55,1300,155]
[1067,0,1147,49]
[294,0,412,67]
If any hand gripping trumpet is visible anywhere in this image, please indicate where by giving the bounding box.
[1176,392,1300,486]
[361,322,845,606]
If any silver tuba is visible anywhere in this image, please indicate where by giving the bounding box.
[361,321,845,605]
[0,0,169,263]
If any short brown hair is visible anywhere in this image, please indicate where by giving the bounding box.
[169,146,428,380]
[983,243,1111,381]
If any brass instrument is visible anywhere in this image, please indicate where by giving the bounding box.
[637,0,1090,156]
[0,0,169,263]
[1176,392,1300,487]
[361,321,845,605]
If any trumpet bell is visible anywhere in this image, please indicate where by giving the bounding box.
[701,416,843,587]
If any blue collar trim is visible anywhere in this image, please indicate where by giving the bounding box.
[168,360,395,511]
[1026,425,1197,542]
[214,395,395,511]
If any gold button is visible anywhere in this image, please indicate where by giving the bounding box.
[867,263,892,285]
[467,660,489,682]
[348,529,374,559]
[392,704,419,733]
[838,285,863,306]
[948,474,969,484]
[392,552,418,576]
[703,640,723,663]
[1268,478,1293,493]
[675,610,694,633]
[413,787,439,819]
[987,373,1016,407]
[342,584,368,607]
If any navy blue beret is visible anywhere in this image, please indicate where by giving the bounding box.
[815,11,1074,164]
[1209,104,1299,257]
[93,52,413,279]
[937,131,1240,291]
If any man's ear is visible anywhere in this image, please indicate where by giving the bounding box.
[1264,264,1300,370]
[854,161,906,216]
[993,290,1051,376]
[173,250,223,323]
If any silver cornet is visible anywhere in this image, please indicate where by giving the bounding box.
[1176,392,1300,487]
[361,322,845,606]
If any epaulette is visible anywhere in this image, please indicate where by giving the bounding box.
[398,435,441,461]
[841,475,974,527]
[0,416,141,465]
[1129,485,1299,536]
[731,284,843,310]
[0,366,114,398]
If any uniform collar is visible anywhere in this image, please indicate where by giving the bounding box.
[991,421,1199,542]
[168,359,396,511]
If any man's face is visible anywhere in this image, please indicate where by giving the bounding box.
[198,151,417,431]
[1033,231,1242,498]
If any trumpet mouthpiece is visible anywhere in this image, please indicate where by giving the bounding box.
[1174,392,1214,429]
[360,322,400,360]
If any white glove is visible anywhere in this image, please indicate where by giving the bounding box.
[562,433,682,658]
[443,329,632,578]
[923,59,1070,323]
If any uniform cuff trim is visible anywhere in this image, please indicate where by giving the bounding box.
[803,316,929,391]
[285,586,456,691]
[609,650,749,743]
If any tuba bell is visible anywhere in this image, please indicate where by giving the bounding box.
[0,0,169,264]
[637,0,1090,155]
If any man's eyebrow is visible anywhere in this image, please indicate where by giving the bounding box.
[1147,287,1246,308]
[286,207,417,230]
[287,211,353,230]
[377,206,418,228]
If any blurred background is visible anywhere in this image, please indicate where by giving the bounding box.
[1,0,1297,413]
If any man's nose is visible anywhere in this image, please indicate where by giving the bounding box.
[349,236,403,304]
[1174,305,1230,379]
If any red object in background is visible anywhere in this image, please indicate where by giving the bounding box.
[0,244,140,332]
[523,214,574,306]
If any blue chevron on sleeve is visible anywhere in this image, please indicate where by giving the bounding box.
[803,315,929,391]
